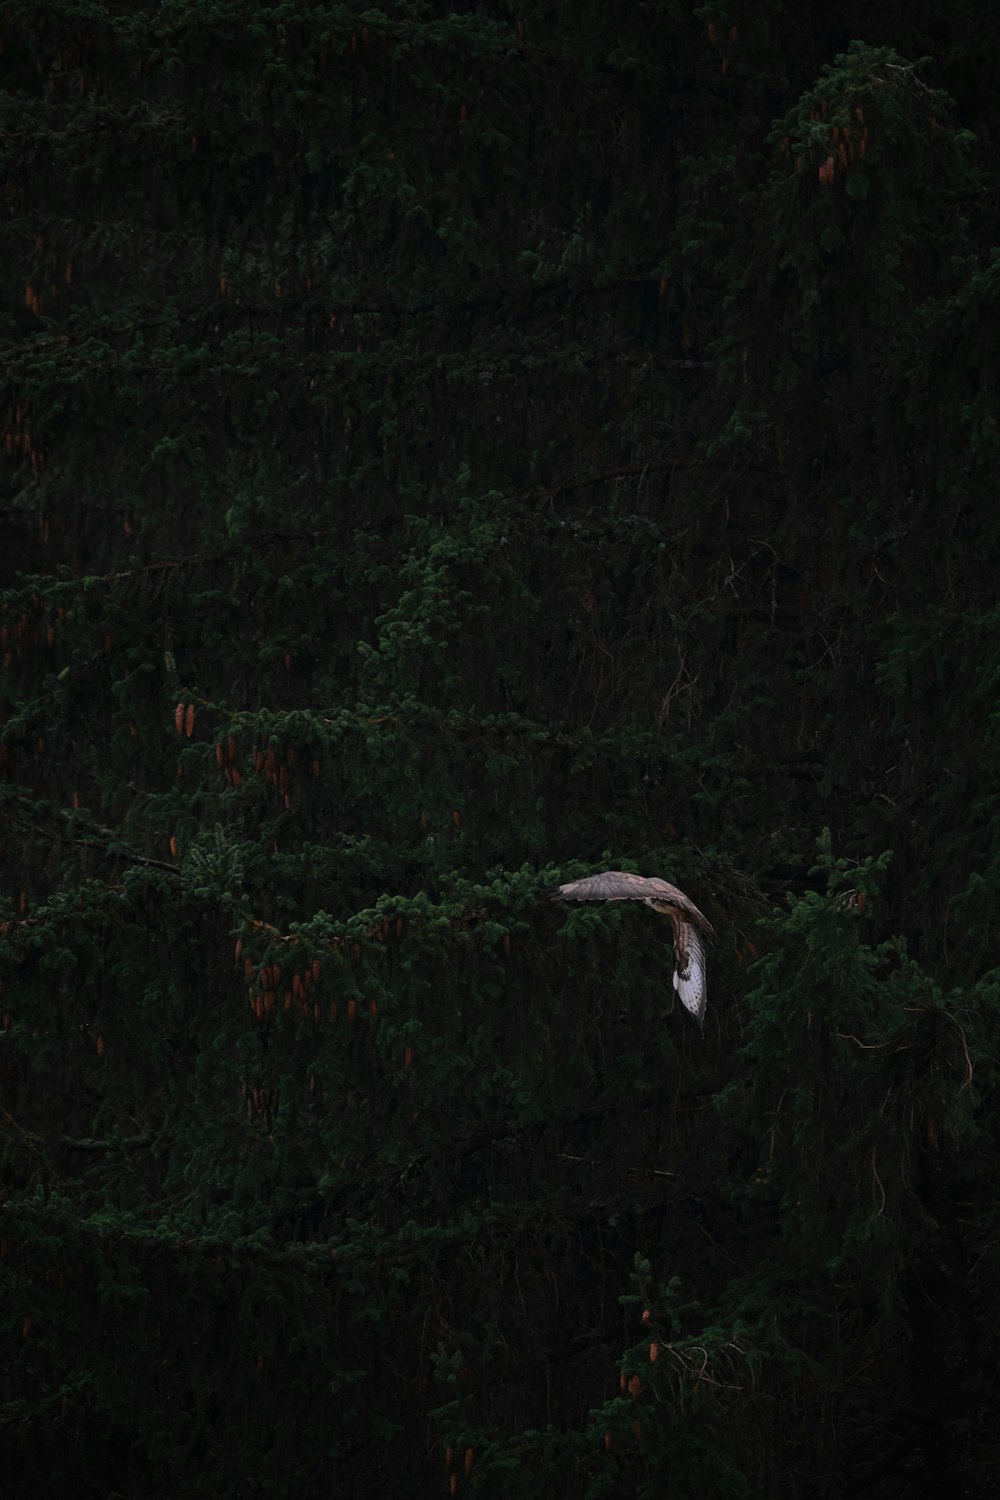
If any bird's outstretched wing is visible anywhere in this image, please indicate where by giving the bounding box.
[551,870,714,1027]
[667,914,709,1027]
[552,870,713,932]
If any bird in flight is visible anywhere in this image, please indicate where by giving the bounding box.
[551,871,714,1027]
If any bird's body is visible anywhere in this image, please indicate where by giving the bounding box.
[551,871,714,1027]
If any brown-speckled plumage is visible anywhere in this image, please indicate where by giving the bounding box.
[551,871,713,1027]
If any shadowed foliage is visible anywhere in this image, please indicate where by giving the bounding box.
[2,5,999,1497]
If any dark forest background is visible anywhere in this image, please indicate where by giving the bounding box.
[2,3,999,1496]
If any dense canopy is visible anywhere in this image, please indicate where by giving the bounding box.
[2,4,999,1497]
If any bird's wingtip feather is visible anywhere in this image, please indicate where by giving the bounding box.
[674,967,707,1027]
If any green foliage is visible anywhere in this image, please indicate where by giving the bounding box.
[2,4,1000,1496]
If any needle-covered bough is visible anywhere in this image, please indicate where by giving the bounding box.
[550,871,715,1027]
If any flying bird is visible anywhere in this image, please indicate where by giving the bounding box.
[551,871,714,1027]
